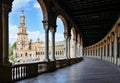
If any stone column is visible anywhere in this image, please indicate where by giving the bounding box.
[114,32,117,65]
[99,47,101,59]
[1,3,12,65]
[112,41,114,63]
[118,37,120,66]
[0,1,13,82]
[42,20,50,62]
[93,49,94,56]
[102,46,104,59]
[103,45,106,60]
[78,42,82,57]
[101,46,103,60]
[73,39,77,58]
[109,38,112,62]
[77,42,79,57]
[50,28,56,61]
[96,47,98,58]
[64,33,68,59]
[0,3,3,64]
[97,48,99,58]
[96,49,97,57]
[68,36,71,59]
[105,44,108,61]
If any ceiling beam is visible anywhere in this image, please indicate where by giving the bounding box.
[71,3,120,15]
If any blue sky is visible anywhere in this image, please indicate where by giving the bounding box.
[9,0,64,44]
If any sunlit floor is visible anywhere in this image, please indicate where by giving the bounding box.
[16,57,120,83]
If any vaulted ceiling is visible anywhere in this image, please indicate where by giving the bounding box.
[56,0,120,47]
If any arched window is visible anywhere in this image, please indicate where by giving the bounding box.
[25,53,27,56]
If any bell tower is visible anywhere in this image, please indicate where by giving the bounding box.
[16,10,29,50]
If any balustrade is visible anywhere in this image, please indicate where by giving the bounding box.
[11,57,83,82]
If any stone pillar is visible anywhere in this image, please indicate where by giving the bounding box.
[118,37,120,66]
[0,1,13,82]
[77,42,79,57]
[111,41,114,63]
[99,47,101,59]
[96,47,98,58]
[114,32,117,65]
[64,33,68,59]
[68,36,71,59]
[104,45,106,60]
[0,3,3,64]
[73,39,77,58]
[101,46,103,60]
[109,38,112,62]
[102,46,104,60]
[42,20,50,62]
[79,43,81,57]
[105,44,107,61]
[107,44,109,61]
[50,28,56,61]
[97,48,99,58]
[1,3,12,65]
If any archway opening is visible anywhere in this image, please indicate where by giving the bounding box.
[54,17,65,60]
[9,0,46,64]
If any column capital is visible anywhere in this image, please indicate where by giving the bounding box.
[42,20,50,31]
[64,32,68,39]
[50,27,56,33]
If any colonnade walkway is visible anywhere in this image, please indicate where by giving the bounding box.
[16,57,120,83]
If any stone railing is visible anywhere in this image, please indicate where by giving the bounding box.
[11,57,83,82]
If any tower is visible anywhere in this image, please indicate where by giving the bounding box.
[16,10,29,50]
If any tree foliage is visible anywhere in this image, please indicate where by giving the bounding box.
[9,42,16,61]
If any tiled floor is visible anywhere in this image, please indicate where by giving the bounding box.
[16,57,120,83]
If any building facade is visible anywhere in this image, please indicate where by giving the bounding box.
[14,10,66,63]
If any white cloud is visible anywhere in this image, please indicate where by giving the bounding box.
[12,0,32,11]
[33,2,40,9]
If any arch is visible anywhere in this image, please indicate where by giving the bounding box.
[71,27,76,40]
[37,0,48,21]
[57,15,68,33]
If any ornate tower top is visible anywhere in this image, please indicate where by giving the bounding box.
[18,10,27,35]
[20,10,25,25]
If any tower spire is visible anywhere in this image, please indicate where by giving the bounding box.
[20,9,25,25]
